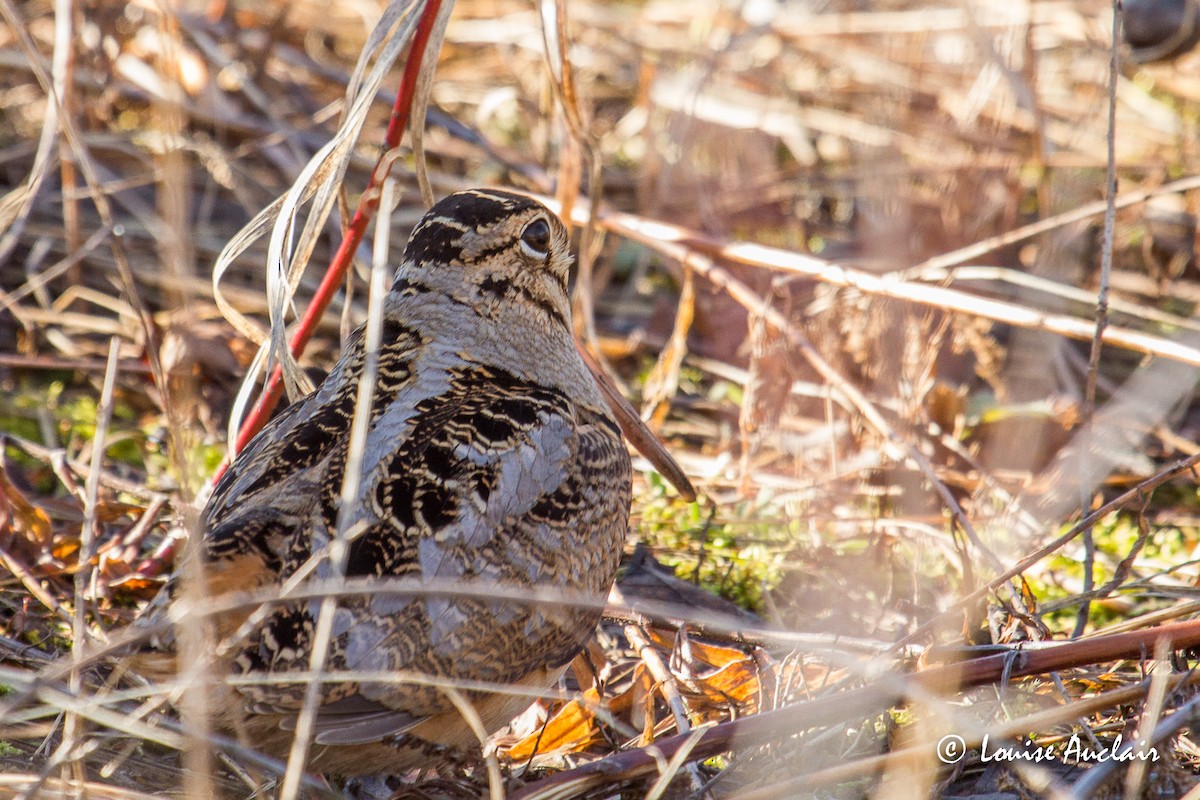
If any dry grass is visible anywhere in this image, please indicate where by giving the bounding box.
[3,0,1200,797]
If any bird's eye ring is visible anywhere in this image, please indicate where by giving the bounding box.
[519,218,551,260]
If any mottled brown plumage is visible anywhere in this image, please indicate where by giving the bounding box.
[143,189,632,775]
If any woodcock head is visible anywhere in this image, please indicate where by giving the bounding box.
[392,189,575,334]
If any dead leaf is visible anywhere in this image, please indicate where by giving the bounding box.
[689,657,760,712]
[504,681,637,761]
[631,663,656,745]
[0,461,53,557]
[676,636,749,670]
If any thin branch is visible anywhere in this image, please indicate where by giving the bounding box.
[1074,0,1123,640]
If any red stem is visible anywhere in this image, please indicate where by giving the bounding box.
[223,0,444,470]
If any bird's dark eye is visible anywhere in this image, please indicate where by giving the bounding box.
[519,218,551,259]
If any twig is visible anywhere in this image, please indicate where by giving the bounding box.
[625,625,707,796]
[643,728,706,800]
[52,0,79,263]
[1039,509,1153,616]
[601,207,1200,369]
[0,222,112,316]
[919,265,1200,334]
[276,166,395,800]
[905,172,1200,278]
[893,451,1200,652]
[0,353,151,374]
[1073,0,1123,640]
[1123,638,1172,799]
[59,337,119,790]
[1070,671,1200,798]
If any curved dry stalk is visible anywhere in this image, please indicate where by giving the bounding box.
[215,0,450,467]
[441,686,507,800]
[221,2,419,403]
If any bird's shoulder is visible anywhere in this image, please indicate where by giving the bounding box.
[201,318,425,566]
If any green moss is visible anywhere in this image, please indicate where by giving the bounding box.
[1,374,149,470]
[635,490,790,613]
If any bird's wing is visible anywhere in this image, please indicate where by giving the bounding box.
[200,340,629,732]
[133,321,424,669]
[201,319,424,570]
[308,360,628,730]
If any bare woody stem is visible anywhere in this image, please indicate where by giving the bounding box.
[226,0,445,466]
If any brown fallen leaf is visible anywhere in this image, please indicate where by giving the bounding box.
[0,459,53,559]
[630,663,656,745]
[670,634,750,670]
[504,679,638,761]
[690,657,760,711]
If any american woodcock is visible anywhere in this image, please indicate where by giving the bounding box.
[142,189,633,775]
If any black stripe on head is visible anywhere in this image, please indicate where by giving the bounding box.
[403,190,541,266]
[451,189,539,224]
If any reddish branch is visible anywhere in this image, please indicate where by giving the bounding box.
[226,0,444,464]
[128,3,444,578]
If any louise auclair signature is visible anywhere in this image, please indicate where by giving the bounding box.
[978,733,1160,763]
